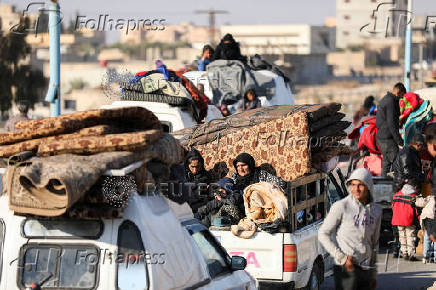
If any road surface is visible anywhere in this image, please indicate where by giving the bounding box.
[321,249,436,290]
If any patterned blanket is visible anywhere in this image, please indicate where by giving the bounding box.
[0,106,162,145]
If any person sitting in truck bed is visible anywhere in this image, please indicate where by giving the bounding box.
[184,149,214,210]
[196,177,243,227]
[231,152,286,193]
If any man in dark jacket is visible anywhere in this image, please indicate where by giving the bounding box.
[376,82,406,177]
[392,133,425,191]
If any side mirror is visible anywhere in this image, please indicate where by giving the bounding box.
[231,256,247,271]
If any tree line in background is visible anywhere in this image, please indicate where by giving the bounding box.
[0,17,46,119]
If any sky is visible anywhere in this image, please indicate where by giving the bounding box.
[2,0,436,43]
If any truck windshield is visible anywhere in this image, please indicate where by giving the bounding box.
[19,244,99,289]
[22,219,103,239]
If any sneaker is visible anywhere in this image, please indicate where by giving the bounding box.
[409,256,418,262]
[423,258,428,264]
[393,251,399,258]
[402,253,409,260]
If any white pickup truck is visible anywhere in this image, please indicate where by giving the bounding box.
[211,173,336,290]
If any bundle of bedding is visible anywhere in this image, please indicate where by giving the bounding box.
[0,107,185,217]
[172,103,351,181]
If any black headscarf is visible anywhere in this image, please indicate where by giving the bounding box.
[213,33,246,62]
[233,153,256,191]
[184,149,211,183]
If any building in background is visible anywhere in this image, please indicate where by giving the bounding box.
[336,0,409,49]
[120,22,216,49]
[220,24,336,84]
[220,24,336,55]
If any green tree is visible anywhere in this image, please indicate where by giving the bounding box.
[0,17,46,117]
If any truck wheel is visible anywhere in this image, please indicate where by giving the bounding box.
[304,263,321,290]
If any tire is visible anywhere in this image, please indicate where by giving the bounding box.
[120,91,192,106]
[304,263,321,290]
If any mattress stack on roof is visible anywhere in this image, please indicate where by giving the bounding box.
[0,107,184,218]
[173,103,351,181]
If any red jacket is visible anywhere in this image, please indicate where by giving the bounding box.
[391,190,418,226]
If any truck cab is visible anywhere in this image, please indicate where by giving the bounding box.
[0,165,257,290]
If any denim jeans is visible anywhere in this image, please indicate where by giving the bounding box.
[423,231,436,260]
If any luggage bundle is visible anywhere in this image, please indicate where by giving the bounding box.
[173,103,351,182]
[0,107,185,218]
[119,69,211,122]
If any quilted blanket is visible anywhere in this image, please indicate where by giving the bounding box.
[1,106,162,145]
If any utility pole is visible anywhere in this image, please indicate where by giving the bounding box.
[404,0,413,91]
[195,8,228,45]
[44,0,61,116]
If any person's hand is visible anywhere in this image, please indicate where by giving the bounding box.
[201,51,208,61]
[430,234,436,242]
[344,256,355,272]
[370,279,377,290]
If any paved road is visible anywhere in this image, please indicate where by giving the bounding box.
[321,250,436,290]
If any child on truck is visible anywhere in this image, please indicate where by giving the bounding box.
[195,177,243,227]
[391,181,420,261]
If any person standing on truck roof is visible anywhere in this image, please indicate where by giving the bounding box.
[4,100,30,132]
[198,45,214,71]
[376,82,406,177]
[318,168,382,290]
[392,133,426,191]
[231,152,286,193]
[391,181,420,261]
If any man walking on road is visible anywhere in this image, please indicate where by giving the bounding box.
[319,168,382,290]
[376,83,406,177]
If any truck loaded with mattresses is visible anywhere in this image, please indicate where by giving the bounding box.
[0,106,257,290]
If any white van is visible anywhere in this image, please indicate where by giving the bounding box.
[211,173,336,290]
[0,169,256,290]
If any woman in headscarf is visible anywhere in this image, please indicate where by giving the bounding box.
[184,149,213,210]
[212,33,247,63]
[231,152,286,192]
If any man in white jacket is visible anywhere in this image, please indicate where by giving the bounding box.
[318,168,382,290]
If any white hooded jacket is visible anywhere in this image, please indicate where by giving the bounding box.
[318,168,382,280]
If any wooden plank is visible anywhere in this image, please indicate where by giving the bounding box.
[290,173,325,188]
[291,193,327,214]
